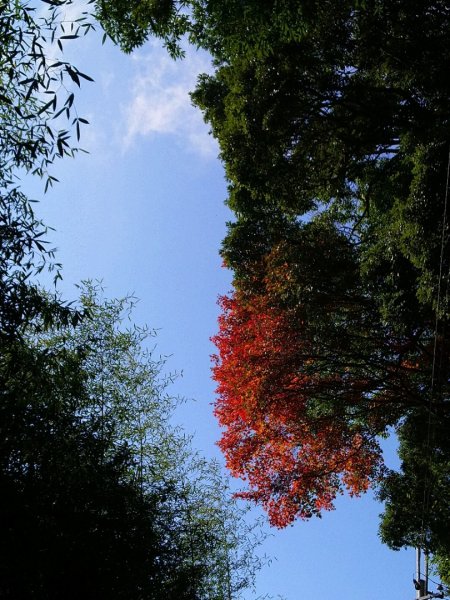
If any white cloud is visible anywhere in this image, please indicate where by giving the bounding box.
[122,46,218,159]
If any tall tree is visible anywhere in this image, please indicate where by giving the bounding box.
[31,282,264,599]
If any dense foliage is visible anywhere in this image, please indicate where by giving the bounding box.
[2,0,450,592]
[1,283,262,599]
[99,0,450,583]
[200,5,450,588]
[212,290,383,526]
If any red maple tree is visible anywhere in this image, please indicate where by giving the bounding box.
[212,291,383,527]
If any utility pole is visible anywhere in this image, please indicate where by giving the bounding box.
[415,547,426,600]
[413,547,445,600]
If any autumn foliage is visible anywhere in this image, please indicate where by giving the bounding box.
[212,291,383,527]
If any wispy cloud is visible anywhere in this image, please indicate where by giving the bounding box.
[122,46,218,158]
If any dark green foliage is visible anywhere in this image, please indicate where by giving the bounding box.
[359,142,450,335]
[379,407,450,557]
[95,0,190,55]
[110,0,450,579]
[0,0,95,337]
[1,319,140,598]
[0,337,166,599]
[0,284,263,599]
[0,186,84,339]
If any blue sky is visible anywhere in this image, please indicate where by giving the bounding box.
[26,8,414,599]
